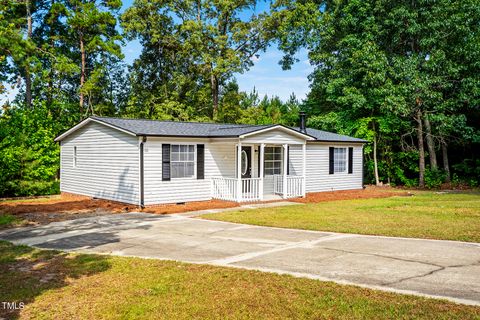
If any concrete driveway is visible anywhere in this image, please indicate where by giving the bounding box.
[1,212,479,306]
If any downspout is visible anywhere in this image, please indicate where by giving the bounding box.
[140,136,146,208]
[362,144,365,189]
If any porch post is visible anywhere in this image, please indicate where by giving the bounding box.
[237,141,242,202]
[302,142,307,197]
[282,144,288,199]
[259,143,265,200]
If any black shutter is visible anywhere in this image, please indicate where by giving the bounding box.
[197,144,205,179]
[348,147,353,174]
[329,147,334,174]
[162,144,171,181]
[287,146,290,175]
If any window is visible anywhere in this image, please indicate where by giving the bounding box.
[241,150,248,175]
[264,146,282,175]
[73,146,77,168]
[334,147,347,173]
[171,145,195,178]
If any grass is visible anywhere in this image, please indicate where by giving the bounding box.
[202,191,480,242]
[0,241,478,319]
[0,214,25,229]
[0,195,61,204]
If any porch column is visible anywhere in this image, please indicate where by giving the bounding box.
[237,141,242,202]
[282,144,288,199]
[302,142,307,197]
[259,143,265,200]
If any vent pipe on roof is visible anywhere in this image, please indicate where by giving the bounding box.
[299,111,307,133]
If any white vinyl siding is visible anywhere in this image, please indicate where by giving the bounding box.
[241,129,306,144]
[303,143,363,192]
[60,122,139,204]
[143,138,236,205]
[287,145,304,176]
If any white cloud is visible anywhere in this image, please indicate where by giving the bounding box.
[250,55,261,62]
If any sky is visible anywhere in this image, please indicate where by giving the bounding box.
[0,1,313,105]
[123,40,313,102]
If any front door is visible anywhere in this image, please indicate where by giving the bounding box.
[241,146,252,179]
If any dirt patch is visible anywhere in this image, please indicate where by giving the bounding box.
[142,200,239,215]
[0,194,136,226]
[0,194,238,226]
[290,186,410,204]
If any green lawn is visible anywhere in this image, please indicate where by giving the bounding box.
[0,214,25,229]
[202,191,480,242]
[0,241,479,319]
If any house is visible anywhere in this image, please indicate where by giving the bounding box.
[54,113,367,206]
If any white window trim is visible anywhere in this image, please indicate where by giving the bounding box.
[170,143,196,179]
[333,147,347,173]
[264,146,283,176]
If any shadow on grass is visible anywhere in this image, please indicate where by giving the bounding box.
[0,241,111,319]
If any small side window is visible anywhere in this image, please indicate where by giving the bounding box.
[73,146,77,168]
[333,147,347,173]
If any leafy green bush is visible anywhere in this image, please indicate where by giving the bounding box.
[0,102,63,197]
[452,159,480,187]
[4,180,60,197]
[424,169,446,189]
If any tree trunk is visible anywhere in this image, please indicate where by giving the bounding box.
[210,73,219,118]
[416,109,425,187]
[47,0,55,108]
[25,0,32,108]
[441,139,451,183]
[423,115,437,170]
[79,33,86,115]
[372,121,380,186]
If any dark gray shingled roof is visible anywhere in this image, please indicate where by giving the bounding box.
[90,116,367,143]
[293,127,367,143]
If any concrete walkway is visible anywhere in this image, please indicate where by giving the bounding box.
[1,212,479,306]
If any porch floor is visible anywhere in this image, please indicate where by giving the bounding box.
[262,194,283,201]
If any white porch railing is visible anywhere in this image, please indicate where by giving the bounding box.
[211,177,237,201]
[274,175,304,198]
[211,177,261,202]
[285,176,304,198]
[241,177,261,202]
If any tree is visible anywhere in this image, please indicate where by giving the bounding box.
[273,0,480,187]
[122,0,275,119]
[0,0,37,107]
[65,0,123,116]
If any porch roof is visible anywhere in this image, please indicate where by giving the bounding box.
[55,116,367,143]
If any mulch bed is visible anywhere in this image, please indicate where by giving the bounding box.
[0,195,238,226]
